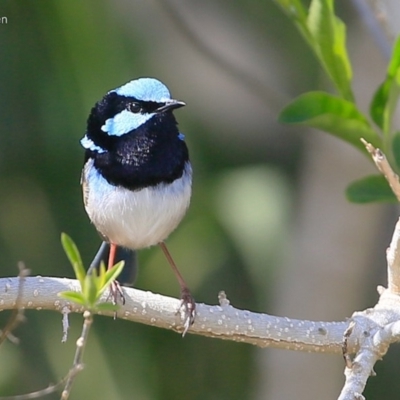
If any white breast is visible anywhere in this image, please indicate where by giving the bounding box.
[83,159,192,249]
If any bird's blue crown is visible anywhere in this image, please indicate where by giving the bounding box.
[112,78,171,102]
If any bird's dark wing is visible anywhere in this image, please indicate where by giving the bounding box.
[88,241,138,286]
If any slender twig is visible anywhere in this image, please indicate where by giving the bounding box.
[0,366,82,400]
[361,138,400,201]
[0,263,29,346]
[61,310,92,399]
[361,138,400,294]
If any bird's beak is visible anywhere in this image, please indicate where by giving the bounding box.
[156,99,186,113]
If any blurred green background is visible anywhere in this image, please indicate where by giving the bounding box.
[0,0,398,399]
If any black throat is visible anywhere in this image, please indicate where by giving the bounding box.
[85,111,189,191]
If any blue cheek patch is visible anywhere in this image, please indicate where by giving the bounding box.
[178,133,185,141]
[87,163,113,197]
[113,78,171,102]
[81,135,106,153]
[102,109,155,137]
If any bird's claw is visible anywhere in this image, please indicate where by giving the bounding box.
[108,281,125,319]
[178,288,196,337]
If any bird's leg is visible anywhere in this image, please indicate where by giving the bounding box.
[159,242,196,336]
[108,243,117,269]
[108,243,125,306]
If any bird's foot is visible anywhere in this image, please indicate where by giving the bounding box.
[177,288,196,337]
[108,281,125,319]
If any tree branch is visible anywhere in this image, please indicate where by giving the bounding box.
[3,140,400,400]
[0,275,351,352]
[337,140,400,399]
[362,138,400,294]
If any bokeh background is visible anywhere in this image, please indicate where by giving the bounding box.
[0,0,399,399]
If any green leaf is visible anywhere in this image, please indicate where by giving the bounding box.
[60,234,125,310]
[84,273,100,308]
[307,0,353,101]
[279,92,381,151]
[102,261,124,292]
[370,37,400,133]
[392,132,400,170]
[58,291,86,306]
[346,175,397,203]
[61,233,86,286]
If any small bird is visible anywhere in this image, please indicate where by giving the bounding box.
[80,77,195,334]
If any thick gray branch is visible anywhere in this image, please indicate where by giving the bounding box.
[0,275,350,352]
[337,141,400,399]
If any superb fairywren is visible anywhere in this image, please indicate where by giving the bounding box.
[81,77,195,334]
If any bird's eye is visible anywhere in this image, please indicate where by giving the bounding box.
[128,102,141,113]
